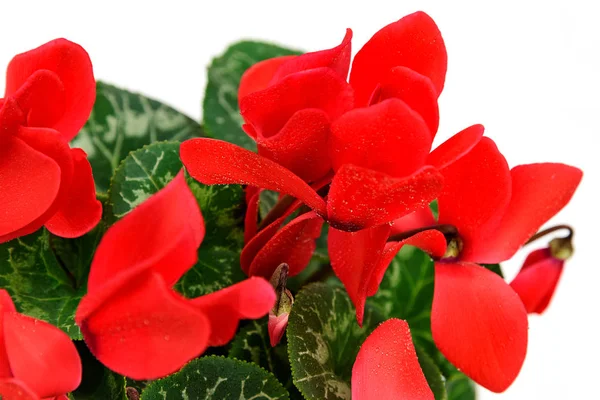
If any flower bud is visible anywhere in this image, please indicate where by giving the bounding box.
[268,264,294,346]
[510,236,573,314]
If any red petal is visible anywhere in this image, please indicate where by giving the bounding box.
[181,138,327,216]
[329,225,390,325]
[0,136,61,239]
[350,11,447,106]
[270,29,352,82]
[240,200,302,275]
[238,56,296,102]
[240,67,353,138]
[76,271,210,380]
[471,163,583,263]
[330,226,446,325]
[352,318,434,400]
[330,99,432,177]
[432,262,528,392]
[327,164,443,231]
[11,70,65,129]
[5,39,95,141]
[244,190,261,244]
[510,248,564,314]
[371,66,439,136]
[249,212,324,278]
[87,171,204,292]
[0,290,16,378]
[390,207,436,235]
[45,148,102,238]
[4,312,81,398]
[257,109,332,182]
[268,312,289,347]
[0,379,39,400]
[190,277,276,347]
[436,137,511,261]
[427,124,484,169]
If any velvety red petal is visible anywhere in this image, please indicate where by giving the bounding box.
[4,312,81,398]
[238,56,296,103]
[190,277,276,347]
[352,318,434,400]
[390,207,436,235]
[432,262,528,392]
[257,109,332,182]
[371,66,439,136]
[470,163,583,263]
[350,11,447,106]
[0,136,61,239]
[327,164,443,231]
[249,212,323,278]
[240,200,302,274]
[241,67,353,138]
[270,29,352,82]
[0,290,16,379]
[0,379,39,400]
[5,38,95,141]
[45,148,102,238]
[244,189,261,244]
[427,124,484,169]
[330,99,432,177]
[77,271,210,380]
[437,137,511,261]
[510,248,564,314]
[330,226,446,325]
[12,70,65,129]
[87,171,204,292]
[329,225,390,325]
[180,138,327,216]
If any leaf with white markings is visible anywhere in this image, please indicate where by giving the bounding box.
[287,283,380,400]
[72,82,203,192]
[368,246,438,356]
[142,356,289,399]
[108,141,246,297]
[203,41,301,151]
[0,229,101,339]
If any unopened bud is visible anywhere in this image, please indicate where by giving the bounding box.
[549,236,573,260]
[268,264,294,346]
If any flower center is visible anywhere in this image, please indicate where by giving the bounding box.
[441,235,463,261]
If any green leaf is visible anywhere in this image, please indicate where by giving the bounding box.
[446,372,477,400]
[72,81,202,192]
[107,141,246,297]
[0,228,104,339]
[482,263,504,278]
[203,41,301,151]
[229,319,287,375]
[416,346,448,400]
[287,283,379,400]
[142,356,289,400]
[71,341,127,400]
[369,246,437,356]
[228,319,301,397]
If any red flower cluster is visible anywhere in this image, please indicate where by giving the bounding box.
[181,11,582,394]
[0,290,81,400]
[75,172,276,380]
[0,39,101,243]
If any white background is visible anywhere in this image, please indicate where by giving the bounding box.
[1,1,598,398]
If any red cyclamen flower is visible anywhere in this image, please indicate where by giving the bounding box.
[75,172,276,380]
[510,245,569,314]
[0,39,101,244]
[333,125,582,392]
[181,11,447,236]
[0,290,81,400]
[352,319,433,400]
